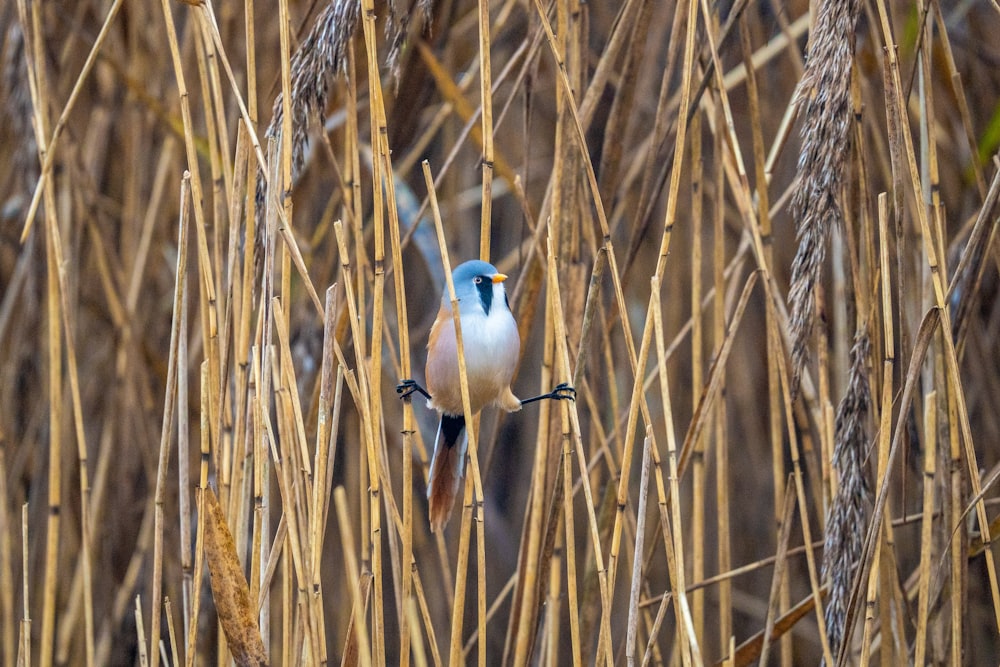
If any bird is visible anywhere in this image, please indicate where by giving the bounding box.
[397,259,575,532]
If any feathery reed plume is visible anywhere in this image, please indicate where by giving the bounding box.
[787,0,861,395]
[254,1,360,220]
[821,330,872,662]
[253,0,434,277]
[385,0,434,81]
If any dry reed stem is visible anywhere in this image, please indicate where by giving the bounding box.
[913,389,937,667]
[148,171,190,667]
[335,486,373,667]
[312,287,342,657]
[357,8,393,663]
[420,160,491,666]
[758,483,797,667]
[560,391,582,667]
[873,0,1000,635]
[738,6,781,657]
[0,446,12,667]
[708,119,736,659]
[689,103,706,655]
[651,276,698,666]
[836,308,940,666]
[602,0,698,613]
[625,432,652,667]
[947,372,963,667]
[135,596,148,667]
[19,6,60,667]
[164,597,180,667]
[185,361,211,667]
[765,290,835,666]
[18,1,97,662]
[507,313,550,665]
[19,504,29,667]
[476,0,494,262]
[541,238,615,665]
[858,194,894,666]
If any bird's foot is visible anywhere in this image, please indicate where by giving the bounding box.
[397,379,432,402]
[521,382,577,406]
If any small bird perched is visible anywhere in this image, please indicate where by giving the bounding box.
[398,260,575,532]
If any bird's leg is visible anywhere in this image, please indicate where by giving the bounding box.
[397,379,432,402]
[520,382,576,406]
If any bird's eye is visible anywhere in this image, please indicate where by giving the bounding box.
[473,276,482,284]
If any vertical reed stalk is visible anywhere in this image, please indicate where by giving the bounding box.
[477,0,494,261]
[688,109,706,650]
[711,107,734,658]
[913,390,937,666]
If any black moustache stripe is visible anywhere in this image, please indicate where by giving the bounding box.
[476,278,493,315]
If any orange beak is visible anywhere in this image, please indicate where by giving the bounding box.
[492,273,508,284]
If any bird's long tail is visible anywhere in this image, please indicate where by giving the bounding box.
[426,414,467,533]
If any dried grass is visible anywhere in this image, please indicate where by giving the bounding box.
[3,0,1000,665]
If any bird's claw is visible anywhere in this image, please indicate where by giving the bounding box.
[397,379,432,401]
[550,382,577,401]
[521,382,577,405]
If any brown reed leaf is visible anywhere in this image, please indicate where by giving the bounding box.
[204,488,268,667]
[787,0,861,396]
[721,588,827,667]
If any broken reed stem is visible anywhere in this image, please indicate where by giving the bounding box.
[135,596,148,667]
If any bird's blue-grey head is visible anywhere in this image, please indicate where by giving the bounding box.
[448,260,510,316]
